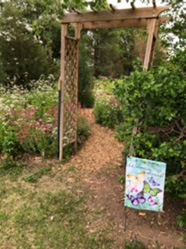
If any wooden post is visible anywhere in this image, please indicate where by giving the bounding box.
[150,20,159,67]
[143,18,157,70]
[130,18,159,157]
[74,23,82,40]
[74,23,82,152]
[59,24,68,161]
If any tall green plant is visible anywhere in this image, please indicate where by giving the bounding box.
[114,56,186,199]
[0,2,57,87]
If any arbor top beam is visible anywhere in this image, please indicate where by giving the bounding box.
[61,6,169,24]
[75,16,169,30]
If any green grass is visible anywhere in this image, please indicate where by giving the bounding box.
[0,159,26,180]
[118,175,125,184]
[0,161,113,249]
[23,165,52,183]
[0,160,184,249]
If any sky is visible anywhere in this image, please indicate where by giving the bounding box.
[102,0,166,8]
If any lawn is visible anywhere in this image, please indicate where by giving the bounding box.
[0,160,113,249]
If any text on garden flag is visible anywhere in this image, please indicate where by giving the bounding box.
[125,157,166,212]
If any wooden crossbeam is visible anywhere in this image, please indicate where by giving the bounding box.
[159,16,170,24]
[79,17,169,30]
[61,6,169,24]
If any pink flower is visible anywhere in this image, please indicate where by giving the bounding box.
[7,109,12,115]
[110,99,118,105]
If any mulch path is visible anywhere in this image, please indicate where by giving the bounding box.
[63,109,185,249]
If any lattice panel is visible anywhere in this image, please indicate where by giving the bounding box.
[62,37,78,147]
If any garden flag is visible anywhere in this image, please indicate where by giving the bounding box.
[125,157,166,212]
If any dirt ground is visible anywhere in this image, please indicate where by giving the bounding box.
[61,109,185,249]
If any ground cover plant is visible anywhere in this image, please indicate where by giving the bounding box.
[0,75,91,159]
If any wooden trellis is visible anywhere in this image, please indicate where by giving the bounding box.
[58,1,170,161]
[62,37,78,147]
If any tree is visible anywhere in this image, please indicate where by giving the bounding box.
[78,31,94,107]
[0,1,57,87]
[88,28,139,78]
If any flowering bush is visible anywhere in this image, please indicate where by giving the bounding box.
[93,79,123,129]
[0,75,90,158]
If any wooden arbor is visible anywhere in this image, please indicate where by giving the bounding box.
[58,3,169,161]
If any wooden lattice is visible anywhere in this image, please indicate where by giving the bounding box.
[62,36,78,147]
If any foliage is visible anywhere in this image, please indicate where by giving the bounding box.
[78,32,95,107]
[0,2,57,87]
[176,210,186,228]
[88,28,139,78]
[0,159,26,180]
[77,114,91,139]
[94,96,123,129]
[93,79,123,129]
[0,159,26,172]
[0,76,57,157]
[160,0,186,51]
[118,175,125,184]
[91,28,123,78]
[23,165,52,183]
[0,76,90,158]
[113,56,186,200]
[125,239,160,249]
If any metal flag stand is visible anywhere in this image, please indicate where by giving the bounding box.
[124,118,139,245]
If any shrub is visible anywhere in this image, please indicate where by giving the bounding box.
[0,76,90,158]
[93,96,123,128]
[176,210,186,228]
[93,79,123,129]
[77,114,91,139]
[114,59,186,200]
